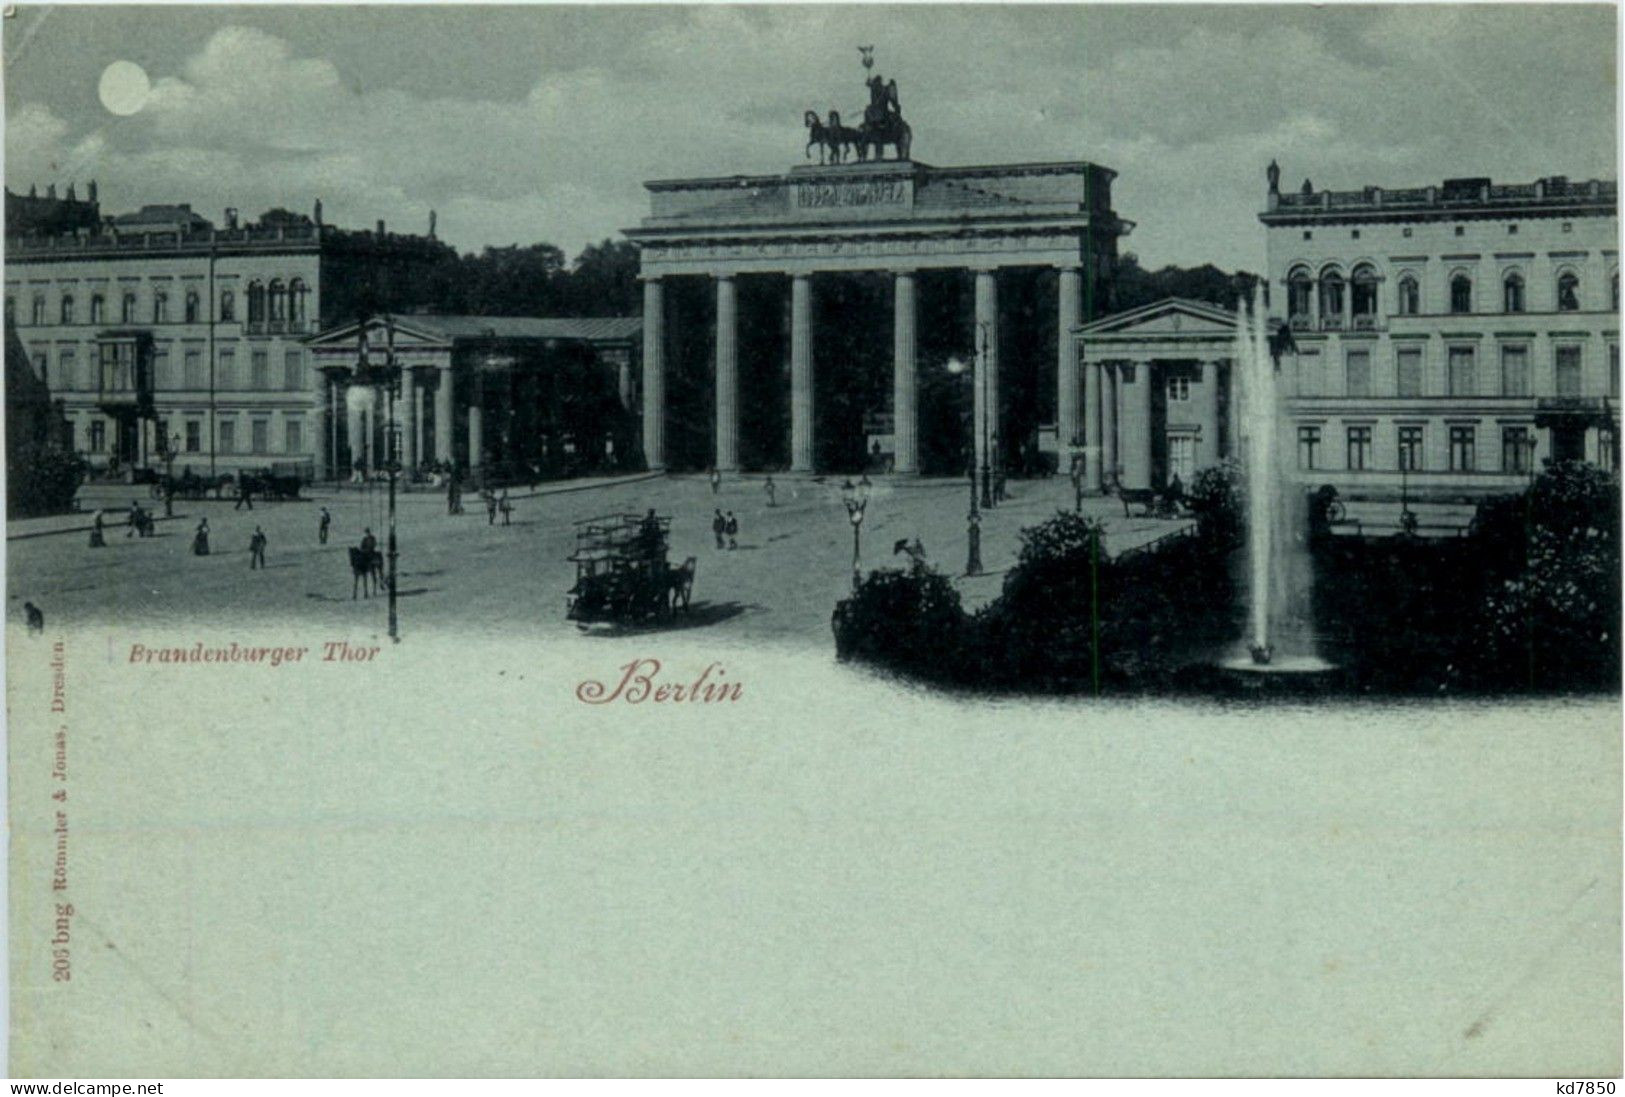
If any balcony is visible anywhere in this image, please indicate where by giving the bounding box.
[1352,314,1377,331]
[1320,316,1344,332]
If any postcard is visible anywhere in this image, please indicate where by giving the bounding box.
[6,2,1620,1078]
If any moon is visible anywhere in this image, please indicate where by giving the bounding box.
[97,60,150,116]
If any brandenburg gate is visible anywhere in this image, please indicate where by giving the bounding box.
[625,156,1130,479]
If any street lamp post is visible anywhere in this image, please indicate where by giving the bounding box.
[355,315,403,643]
[1399,445,1416,535]
[946,355,984,575]
[841,477,869,589]
[163,432,180,516]
[976,322,994,511]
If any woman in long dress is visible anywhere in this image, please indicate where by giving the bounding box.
[88,510,106,548]
[192,517,210,556]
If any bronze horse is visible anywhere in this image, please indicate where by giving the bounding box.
[858,113,911,162]
[804,110,862,165]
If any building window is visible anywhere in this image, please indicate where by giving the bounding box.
[184,349,204,389]
[251,349,269,390]
[32,352,46,387]
[1449,426,1476,471]
[90,294,104,323]
[59,295,75,325]
[1166,375,1190,402]
[220,290,235,322]
[1454,225,1465,237]
[1508,224,1518,235]
[1503,273,1525,313]
[1502,426,1532,474]
[1346,426,1372,470]
[1555,346,1582,397]
[1447,347,1476,396]
[1612,272,1619,313]
[1396,275,1419,316]
[283,349,304,391]
[57,349,75,391]
[1287,268,1313,323]
[289,279,308,326]
[1601,428,1618,473]
[1403,227,1413,238]
[246,282,265,323]
[251,419,269,455]
[284,418,304,455]
[1319,270,1345,328]
[1297,426,1321,470]
[1398,426,1423,471]
[31,296,46,325]
[218,420,236,454]
[152,347,170,390]
[89,420,106,453]
[185,291,200,323]
[185,420,202,453]
[1302,231,1312,241]
[1350,264,1378,325]
[218,348,235,390]
[1611,344,1620,399]
[1557,271,1581,312]
[1351,229,1361,240]
[1345,350,1370,398]
[121,292,137,323]
[268,280,287,323]
[1449,274,1473,314]
[152,292,168,324]
[1500,346,1529,397]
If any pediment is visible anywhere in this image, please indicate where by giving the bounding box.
[1077,297,1238,338]
[305,316,451,350]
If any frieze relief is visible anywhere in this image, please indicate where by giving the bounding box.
[642,230,1080,266]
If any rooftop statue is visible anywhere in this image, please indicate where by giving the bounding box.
[802,48,912,165]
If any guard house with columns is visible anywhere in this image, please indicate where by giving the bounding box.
[1073,298,1242,491]
[625,158,1128,478]
[304,314,641,480]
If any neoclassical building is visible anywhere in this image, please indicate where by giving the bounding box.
[5,192,453,478]
[625,158,1128,477]
[1072,171,1620,497]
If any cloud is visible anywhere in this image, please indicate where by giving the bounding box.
[4,8,1616,272]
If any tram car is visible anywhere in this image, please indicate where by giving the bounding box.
[567,512,696,624]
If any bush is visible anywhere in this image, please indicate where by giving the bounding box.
[1186,459,1244,548]
[8,442,85,518]
[832,565,969,681]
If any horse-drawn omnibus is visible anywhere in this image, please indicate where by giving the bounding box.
[567,512,695,625]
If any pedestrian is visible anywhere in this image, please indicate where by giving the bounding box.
[319,506,332,545]
[725,510,739,550]
[88,510,106,549]
[709,467,721,495]
[499,490,513,526]
[191,517,210,556]
[446,474,458,515]
[249,526,268,569]
[485,489,498,525]
[127,500,142,538]
[711,508,726,550]
[162,480,175,519]
[361,526,378,560]
[235,480,253,510]
[764,475,777,507]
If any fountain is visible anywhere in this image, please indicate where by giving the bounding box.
[1220,285,1336,680]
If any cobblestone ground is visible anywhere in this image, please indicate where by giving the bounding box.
[8,474,1193,643]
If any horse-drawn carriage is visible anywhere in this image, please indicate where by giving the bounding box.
[151,469,233,501]
[235,463,307,501]
[566,513,696,625]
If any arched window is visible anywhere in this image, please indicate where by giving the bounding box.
[1557,271,1580,312]
[1396,275,1419,316]
[31,296,46,325]
[121,293,137,323]
[288,278,308,325]
[246,282,266,323]
[1450,273,1473,314]
[1287,268,1313,325]
[1318,269,1345,328]
[59,295,75,325]
[152,291,168,324]
[90,294,105,324]
[185,290,200,323]
[220,290,235,322]
[268,280,287,323]
[1351,264,1379,326]
[1503,272,1525,313]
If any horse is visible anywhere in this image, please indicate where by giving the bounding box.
[859,115,912,162]
[804,110,835,164]
[825,110,864,164]
[349,546,384,599]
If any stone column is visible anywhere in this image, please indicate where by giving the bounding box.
[1121,358,1153,489]
[973,268,999,482]
[1057,266,1083,474]
[1226,359,1242,459]
[892,270,918,474]
[435,364,454,466]
[1082,348,1102,491]
[400,365,417,473]
[412,372,426,472]
[641,278,666,470]
[790,273,814,472]
[467,371,483,475]
[1101,362,1118,488]
[1200,359,1221,468]
[313,369,330,479]
[714,274,739,471]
